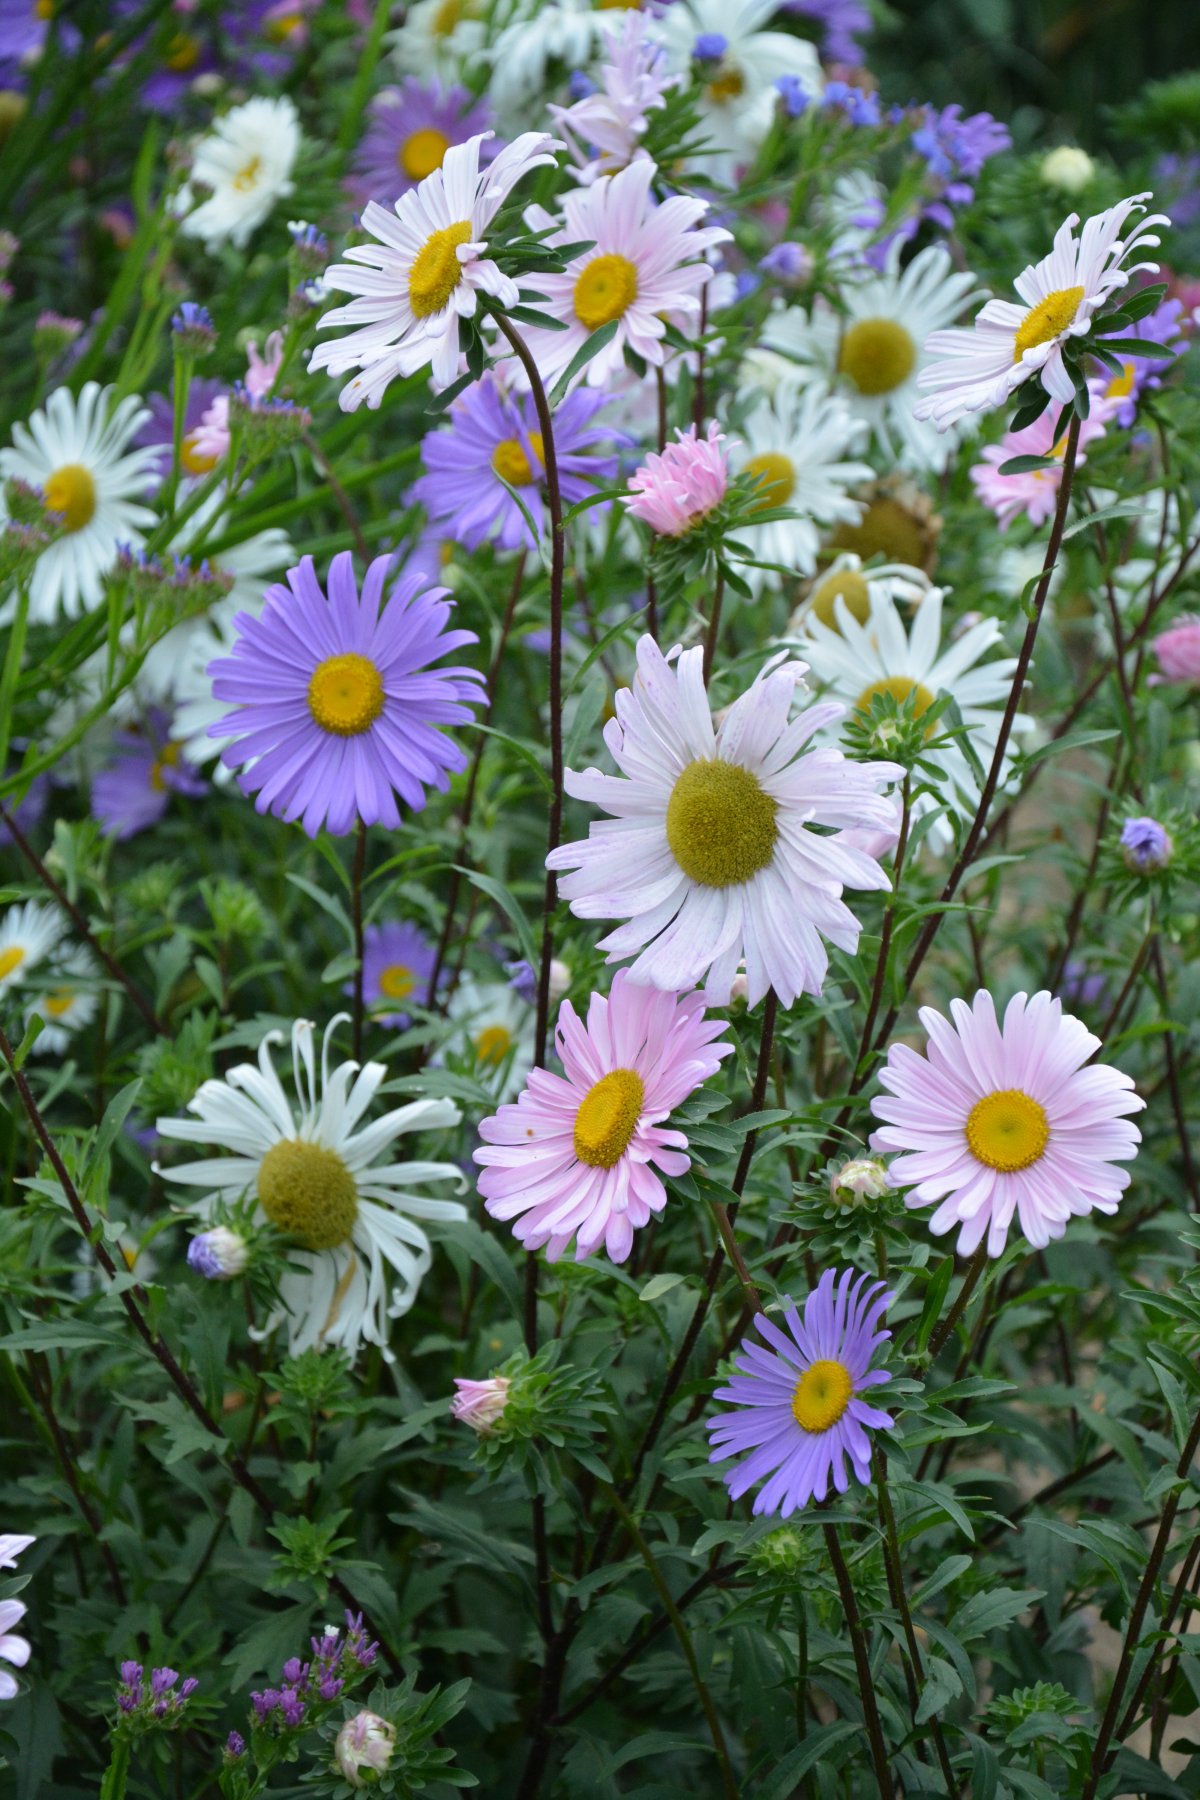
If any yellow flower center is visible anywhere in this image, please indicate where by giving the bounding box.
[706,65,745,105]
[150,741,182,794]
[265,9,303,40]
[233,155,263,193]
[856,674,936,727]
[0,945,27,981]
[573,1068,645,1169]
[409,219,474,319]
[965,1088,1050,1173]
[744,451,795,513]
[832,497,930,572]
[44,463,97,534]
[181,430,219,476]
[35,0,53,16]
[307,653,385,737]
[432,0,464,32]
[1106,361,1136,400]
[475,1023,512,1066]
[665,758,778,889]
[44,989,75,1018]
[257,1139,359,1252]
[574,253,638,332]
[839,318,917,396]
[400,126,452,182]
[1013,285,1085,364]
[379,963,415,1001]
[164,30,200,71]
[598,0,642,9]
[0,91,28,143]
[491,433,544,487]
[791,1359,854,1433]
[809,568,871,630]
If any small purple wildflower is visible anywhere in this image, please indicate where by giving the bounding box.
[775,75,810,118]
[822,81,881,127]
[1121,817,1172,872]
[170,303,216,355]
[761,241,812,285]
[224,1731,247,1761]
[778,0,871,64]
[693,32,727,61]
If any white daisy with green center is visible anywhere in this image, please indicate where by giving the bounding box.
[179,96,301,251]
[788,552,932,638]
[915,193,1169,429]
[0,383,158,624]
[0,901,63,997]
[760,244,980,473]
[156,1017,467,1359]
[437,976,537,1103]
[25,949,99,1055]
[729,382,873,589]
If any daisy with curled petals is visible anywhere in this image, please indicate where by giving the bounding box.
[156,1017,467,1359]
[514,159,729,392]
[0,901,62,997]
[547,635,901,1009]
[310,131,562,406]
[761,244,980,473]
[798,586,1033,852]
[707,1268,895,1517]
[729,381,872,586]
[207,551,485,838]
[475,969,733,1265]
[0,383,158,624]
[915,194,1170,429]
[870,989,1145,1257]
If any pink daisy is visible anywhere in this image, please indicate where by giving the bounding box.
[624,422,731,537]
[970,391,1108,529]
[1151,616,1200,686]
[870,989,1145,1257]
[474,969,733,1263]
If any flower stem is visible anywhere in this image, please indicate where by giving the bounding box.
[351,818,367,1063]
[702,564,725,683]
[874,1446,959,1796]
[927,1244,990,1362]
[822,1519,893,1797]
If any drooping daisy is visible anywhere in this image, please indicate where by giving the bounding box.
[550,12,678,185]
[350,920,441,1028]
[410,373,624,553]
[707,1268,895,1516]
[761,244,981,472]
[207,551,485,838]
[915,194,1170,429]
[798,587,1033,852]
[0,901,62,996]
[970,394,1109,531]
[179,96,301,251]
[659,0,823,184]
[547,635,901,1008]
[475,969,733,1264]
[0,383,158,624]
[729,382,872,585]
[310,131,561,405]
[625,422,731,537]
[25,951,99,1056]
[869,989,1145,1257]
[352,78,493,205]
[437,976,535,1103]
[514,159,728,391]
[156,1016,467,1358]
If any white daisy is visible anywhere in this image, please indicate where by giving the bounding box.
[798,587,1032,853]
[179,96,301,251]
[659,0,823,184]
[155,1017,467,1359]
[729,382,872,587]
[0,384,158,624]
[387,0,488,80]
[438,976,536,1103]
[486,0,619,125]
[761,245,981,472]
[547,635,902,1008]
[25,951,100,1055]
[0,902,62,997]
[788,552,932,635]
[514,158,728,391]
[310,131,562,407]
[916,193,1169,429]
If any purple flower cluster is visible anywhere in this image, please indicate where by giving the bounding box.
[779,0,872,64]
[822,81,881,127]
[909,103,1011,227]
[116,1662,198,1725]
[249,1613,378,1733]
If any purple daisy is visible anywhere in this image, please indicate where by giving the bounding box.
[207,552,486,838]
[410,375,625,554]
[348,919,440,1027]
[707,1268,895,1516]
[91,710,206,842]
[352,78,494,205]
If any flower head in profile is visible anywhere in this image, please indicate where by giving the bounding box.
[208,551,485,838]
[0,383,158,623]
[514,159,729,391]
[550,12,678,183]
[180,96,301,250]
[0,1531,32,1702]
[548,635,900,1008]
[353,77,493,205]
[707,1268,895,1516]
[915,194,1170,428]
[1120,816,1172,872]
[475,969,733,1264]
[310,131,561,405]
[0,901,61,997]
[624,423,730,538]
[156,1017,467,1358]
[451,1375,511,1435]
[870,990,1145,1256]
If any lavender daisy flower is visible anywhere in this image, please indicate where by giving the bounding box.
[707,1268,895,1516]
[353,78,494,204]
[92,710,206,842]
[410,375,625,553]
[348,919,440,1026]
[208,552,485,838]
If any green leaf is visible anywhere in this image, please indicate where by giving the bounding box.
[916,1256,954,1353]
[916,1653,963,1723]
[1089,337,1176,359]
[998,454,1056,475]
[952,1585,1042,1642]
[751,1721,862,1796]
[549,319,620,403]
[459,866,539,968]
[640,1273,686,1303]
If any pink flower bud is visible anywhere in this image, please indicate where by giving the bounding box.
[334,1710,395,1787]
[451,1375,511,1436]
[1152,617,1200,686]
[624,423,730,537]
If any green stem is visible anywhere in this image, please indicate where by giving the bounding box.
[823,1520,893,1799]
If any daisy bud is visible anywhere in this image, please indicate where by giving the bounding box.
[1040,145,1095,195]
[170,302,217,357]
[728,969,750,1006]
[33,312,83,365]
[451,1375,511,1436]
[287,219,330,277]
[334,1710,396,1786]
[829,1157,890,1206]
[625,424,730,538]
[224,1731,246,1763]
[187,1226,249,1280]
[549,959,571,1004]
[1120,817,1173,872]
